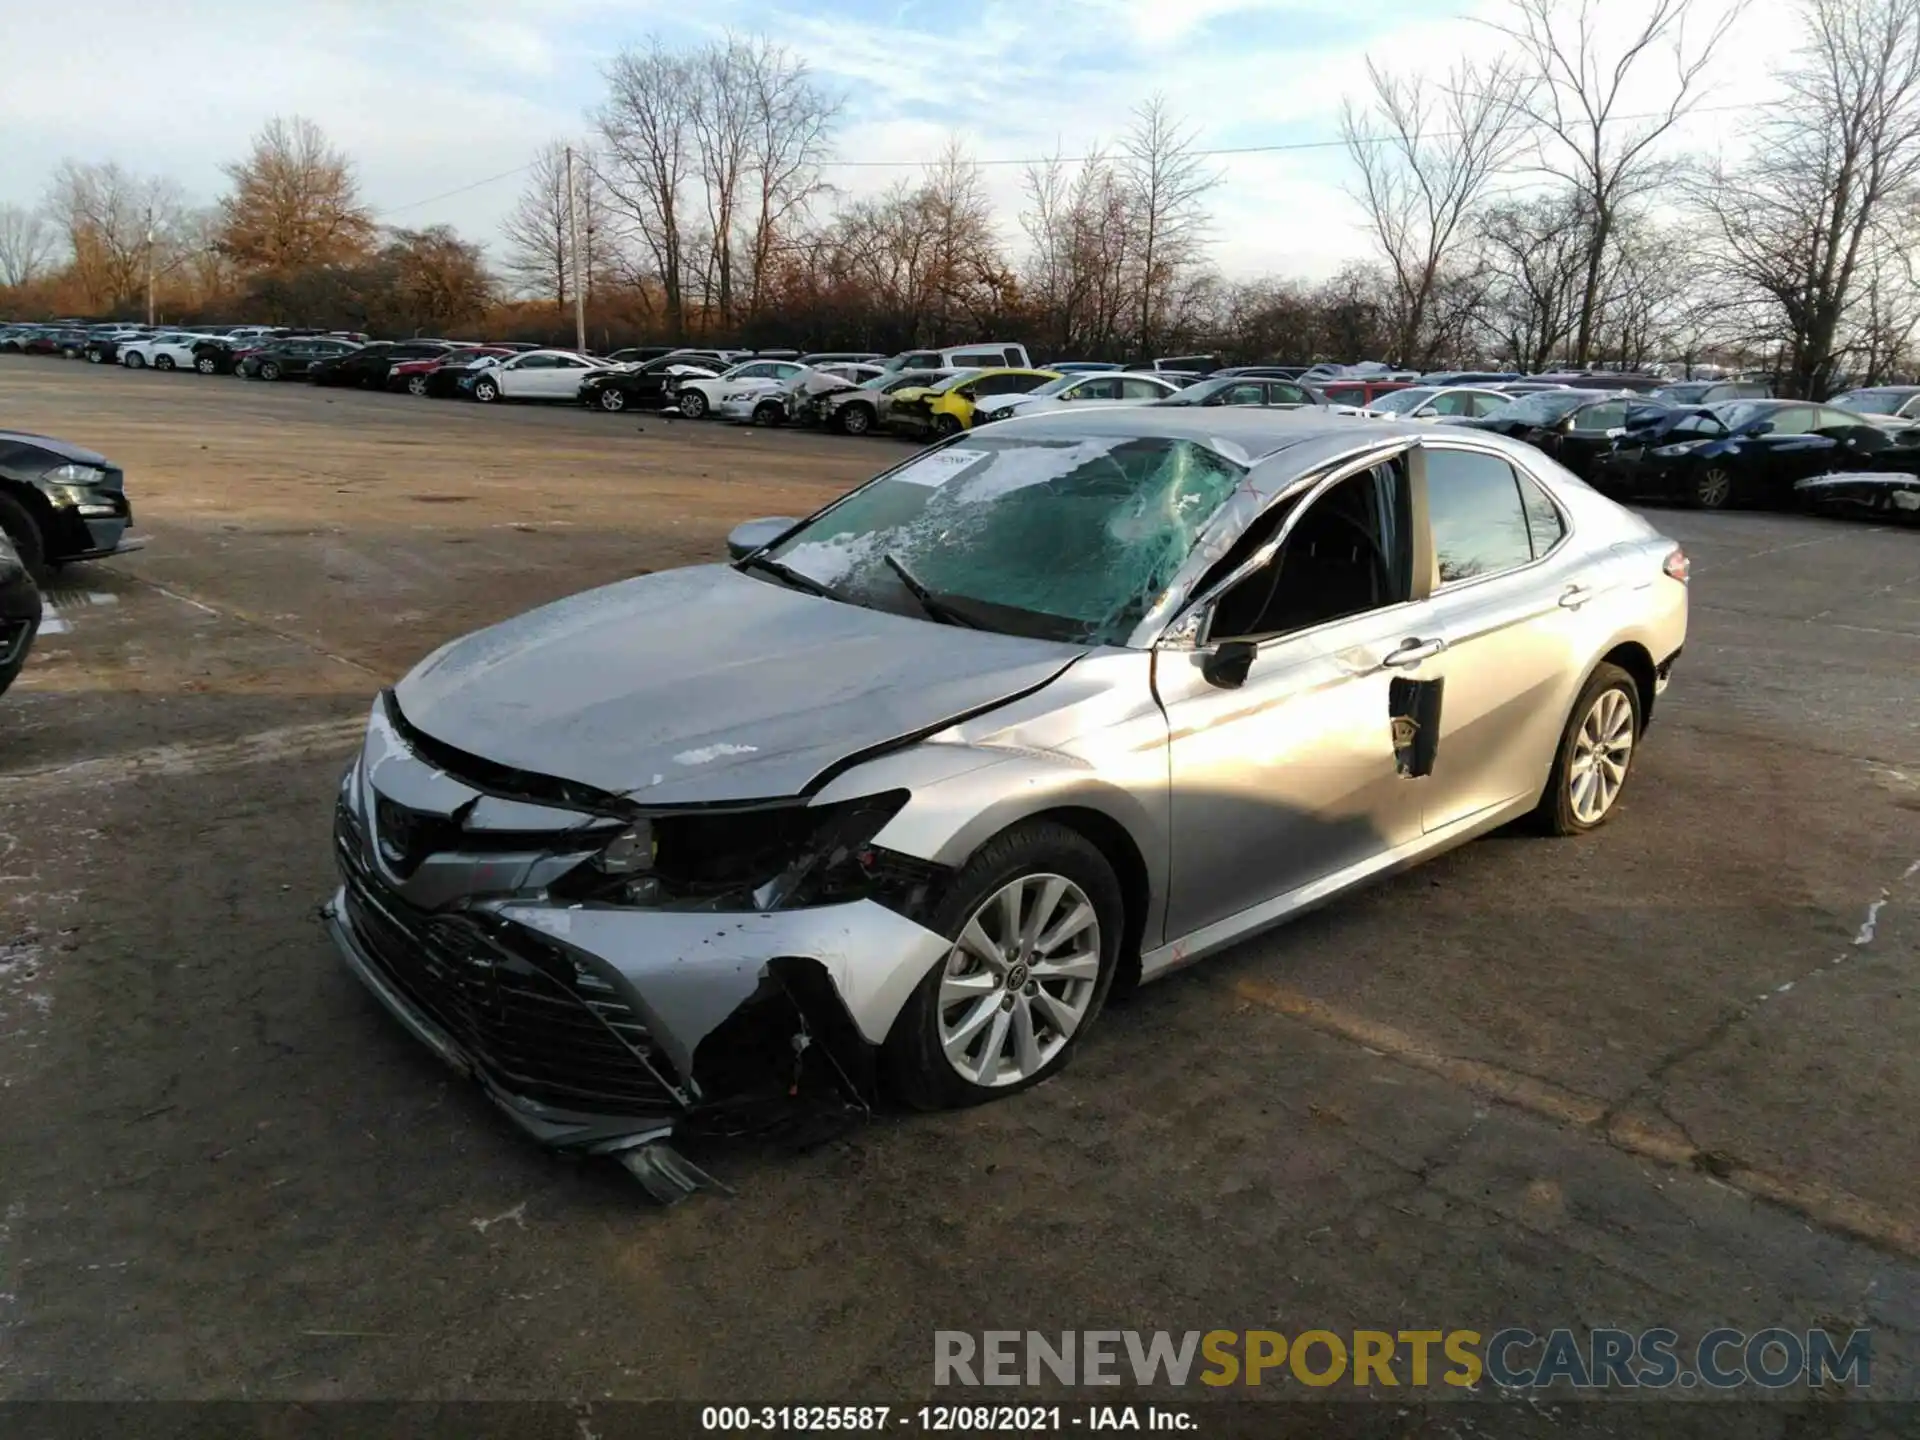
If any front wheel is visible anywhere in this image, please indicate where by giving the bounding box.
[154,355,175,371]
[677,389,708,419]
[1533,663,1642,836]
[259,361,281,382]
[1687,464,1734,510]
[125,352,146,369]
[472,377,499,403]
[598,387,627,412]
[931,413,963,439]
[838,403,874,436]
[885,821,1122,1110]
[86,348,103,364]
[753,400,785,427]
[407,375,429,396]
[196,356,217,374]
[0,492,47,576]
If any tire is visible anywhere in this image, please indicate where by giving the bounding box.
[125,352,146,369]
[407,375,428,396]
[1532,662,1642,836]
[598,387,627,412]
[154,355,175,371]
[885,820,1123,1110]
[195,356,217,374]
[85,347,103,364]
[259,361,281,382]
[677,388,708,419]
[932,413,963,439]
[472,377,499,403]
[1687,464,1735,510]
[753,400,785,427]
[839,403,874,436]
[0,491,47,576]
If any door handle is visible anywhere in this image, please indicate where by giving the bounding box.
[1558,583,1595,609]
[1382,637,1447,667]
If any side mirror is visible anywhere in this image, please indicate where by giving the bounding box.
[1201,640,1257,689]
[726,517,798,561]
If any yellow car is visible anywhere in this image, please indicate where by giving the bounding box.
[884,368,1061,437]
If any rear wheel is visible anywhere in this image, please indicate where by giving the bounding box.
[86,347,104,364]
[195,355,217,374]
[125,352,146,369]
[1688,464,1734,510]
[838,403,874,436]
[0,492,47,576]
[154,355,175,371]
[1533,663,1641,835]
[932,413,963,439]
[598,387,627,412]
[885,821,1122,1110]
[472,377,499,403]
[407,374,429,396]
[259,360,281,382]
[677,388,708,419]
[753,399,785,426]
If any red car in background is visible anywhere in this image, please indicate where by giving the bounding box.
[388,346,512,397]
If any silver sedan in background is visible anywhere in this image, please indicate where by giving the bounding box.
[324,411,1688,1194]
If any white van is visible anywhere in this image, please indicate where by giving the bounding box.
[880,341,1032,373]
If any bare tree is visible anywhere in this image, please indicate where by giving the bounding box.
[1692,0,1920,396]
[44,160,192,311]
[1493,0,1746,366]
[1117,96,1220,358]
[217,116,375,272]
[741,38,839,319]
[1341,57,1532,366]
[501,142,608,306]
[0,204,57,288]
[598,41,695,336]
[1477,189,1601,367]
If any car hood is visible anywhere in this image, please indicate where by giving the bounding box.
[0,430,112,468]
[393,564,1085,805]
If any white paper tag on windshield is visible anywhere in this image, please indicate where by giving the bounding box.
[894,448,987,486]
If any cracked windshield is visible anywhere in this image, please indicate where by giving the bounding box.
[762,436,1244,644]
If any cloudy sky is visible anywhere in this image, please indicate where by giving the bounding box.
[0,0,1786,281]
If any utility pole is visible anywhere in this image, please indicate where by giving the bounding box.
[144,206,155,326]
[565,145,587,354]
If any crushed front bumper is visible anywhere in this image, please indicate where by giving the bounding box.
[324,720,953,1152]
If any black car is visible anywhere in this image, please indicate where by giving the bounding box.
[189,335,241,374]
[1445,389,1637,479]
[580,354,723,412]
[1590,399,1920,510]
[236,337,363,380]
[604,346,681,366]
[307,340,453,388]
[0,429,144,574]
[83,328,152,365]
[0,529,40,698]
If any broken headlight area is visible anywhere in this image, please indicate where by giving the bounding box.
[548,789,948,919]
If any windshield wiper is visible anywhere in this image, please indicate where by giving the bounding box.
[883,552,981,629]
[737,553,838,600]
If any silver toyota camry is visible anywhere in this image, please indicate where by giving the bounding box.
[325,410,1688,1185]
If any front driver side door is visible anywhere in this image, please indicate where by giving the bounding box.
[1156,452,1430,941]
[497,356,549,397]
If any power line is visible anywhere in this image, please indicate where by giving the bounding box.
[364,96,1760,216]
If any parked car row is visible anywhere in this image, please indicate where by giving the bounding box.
[8,319,1917,521]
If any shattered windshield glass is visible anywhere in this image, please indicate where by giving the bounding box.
[760,435,1246,645]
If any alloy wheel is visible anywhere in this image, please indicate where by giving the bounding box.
[408,376,428,396]
[841,405,872,435]
[196,357,216,374]
[936,873,1101,1087]
[600,388,626,411]
[1568,687,1635,825]
[1694,466,1733,509]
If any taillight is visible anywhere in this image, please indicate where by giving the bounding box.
[1663,546,1690,583]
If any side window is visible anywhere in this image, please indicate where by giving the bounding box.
[905,353,940,368]
[1001,347,1024,366]
[1570,400,1629,432]
[520,355,556,369]
[1518,476,1566,557]
[735,362,774,379]
[1221,382,1267,406]
[1073,377,1121,400]
[1813,406,1863,432]
[1270,382,1310,405]
[1426,449,1536,585]
[952,351,1002,368]
[1121,377,1169,399]
[1209,461,1414,641]
[1427,391,1475,416]
[1004,374,1052,394]
[1768,406,1817,436]
[1469,393,1510,416]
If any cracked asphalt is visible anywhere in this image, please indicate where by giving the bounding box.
[1,358,1917,1426]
